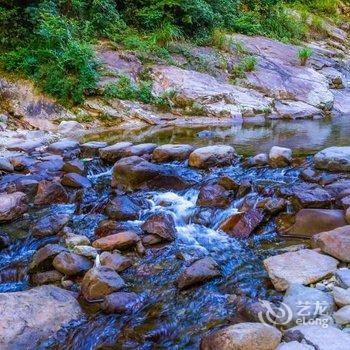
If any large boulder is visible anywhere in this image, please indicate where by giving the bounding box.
[92,231,140,251]
[111,156,190,190]
[177,257,221,289]
[196,184,230,208]
[269,146,292,167]
[0,192,28,222]
[263,249,338,291]
[314,147,350,172]
[82,266,125,301]
[152,144,194,163]
[119,143,157,158]
[312,226,350,262]
[200,322,282,350]
[99,142,133,163]
[219,209,264,238]
[141,213,177,242]
[284,325,350,350]
[278,209,346,238]
[0,285,83,349]
[188,145,237,169]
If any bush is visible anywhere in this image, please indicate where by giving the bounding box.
[297,46,313,65]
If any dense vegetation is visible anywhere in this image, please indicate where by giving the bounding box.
[0,0,345,105]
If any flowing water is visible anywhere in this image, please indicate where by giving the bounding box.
[1,116,350,349]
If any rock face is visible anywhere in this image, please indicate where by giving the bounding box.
[92,231,139,251]
[279,209,346,238]
[53,252,93,275]
[269,146,292,167]
[196,184,230,208]
[152,144,194,162]
[0,285,83,349]
[177,257,221,289]
[219,209,264,238]
[105,195,141,221]
[278,284,334,327]
[312,226,350,262]
[0,192,28,222]
[263,249,338,291]
[200,322,282,350]
[31,213,70,238]
[82,266,125,301]
[314,147,350,172]
[285,325,350,350]
[99,142,133,162]
[188,145,237,169]
[111,156,189,190]
[141,213,177,242]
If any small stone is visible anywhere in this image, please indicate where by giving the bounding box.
[58,120,84,135]
[82,266,125,301]
[29,244,68,272]
[217,176,240,191]
[31,270,63,286]
[177,257,221,289]
[72,245,98,258]
[100,252,133,272]
[142,234,163,246]
[65,233,90,248]
[120,143,157,157]
[99,142,133,163]
[34,180,69,206]
[0,158,14,172]
[80,141,108,157]
[48,140,80,156]
[92,231,140,251]
[105,195,141,221]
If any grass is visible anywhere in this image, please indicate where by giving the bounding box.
[297,47,314,66]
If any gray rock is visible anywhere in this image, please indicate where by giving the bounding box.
[152,144,194,163]
[31,213,70,238]
[58,120,84,135]
[61,173,91,188]
[335,269,350,289]
[47,140,80,155]
[80,141,108,157]
[333,286,350,307]
[333,305,350,325]
[0,158,14,172]
[315,147,350,172]
[119,143,157,157]
[269,146,292,167]
[277,341,314,350]
[99,142,133,163]
[0,191,28,222]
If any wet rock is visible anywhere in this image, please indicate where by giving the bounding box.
[34,180,69,206]
[62,159,85,175]
[284,325,350,350]
[112,156,189,191]
[196,184,230,208]
[200,322,282,350]
[30,270,63,286]
[274,100,323,119]
[8,140,44,153]
[334,305,350,325]
[217,176,240,191]
[141,213,177,242]
[0,285,83,349]
[105,195,141,221]
[99,142,133,162]
[335,269,350,289]
[277,284,334,327]
[236,180,252,198]
[142,234,163,246]
[47,140,80,157]
[264,249,338,291]
[333,286,350,307]
[31,213,70,238]
[100,252,133,272]
[92,231,140,251]
[80,141,108,157]
[73,245,98,258]
[277,341,314,350]
[278,209,346,238]
[82,266,125,301]
[152,144,194,163]
[257,198,286,215]
[95,220,127,237]
[219,209,264,238]
[299,167,320,183]
[314,146,350,172]
[177,257,221,289]
[65,233,90,248]
[188,145,237,169]
[0,232,10,250]
[13,176,39,197]
[61,173,91,188]
[312,226,350,262]
[53,251,93,276]
[269,146,292,167]
[245,153,269,167]
[58,120,84,135]
[340,195,350,209]
[10,155,37,172]
[289,187,332,209]
[0,191,28,222]
[101,292,140,314]
[29,244,68,272]
[120,143,157,157]
[0,157,14,172]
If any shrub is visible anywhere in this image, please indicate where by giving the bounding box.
[297,46,313,66]
[241,55,257,72]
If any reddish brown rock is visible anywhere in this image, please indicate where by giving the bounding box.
[34,180,69,206]
[30,270,63,286]
[312,226,350,262]
[99,142,133,163]
[219,209,265,238]
[152,144,194,163]
[92,231,140,251]
[53,252,92,276]
[61,173,91,188]
[119,143,157,157]
[196,184,230,208]
[94,220,127,238]
[105,195,141,221]
[31,213,70,238]
[100,252,133,272]
[141,213,177,241]
[101,292,140,314]
[29,244,68,272]
[62,159,85,175]
[0,191,28,222]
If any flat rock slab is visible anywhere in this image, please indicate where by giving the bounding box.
[0,285,83,349]
[285,325,350,350]
[312,226,350,262]
[314,146,350,172]
[263,249,338,291]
